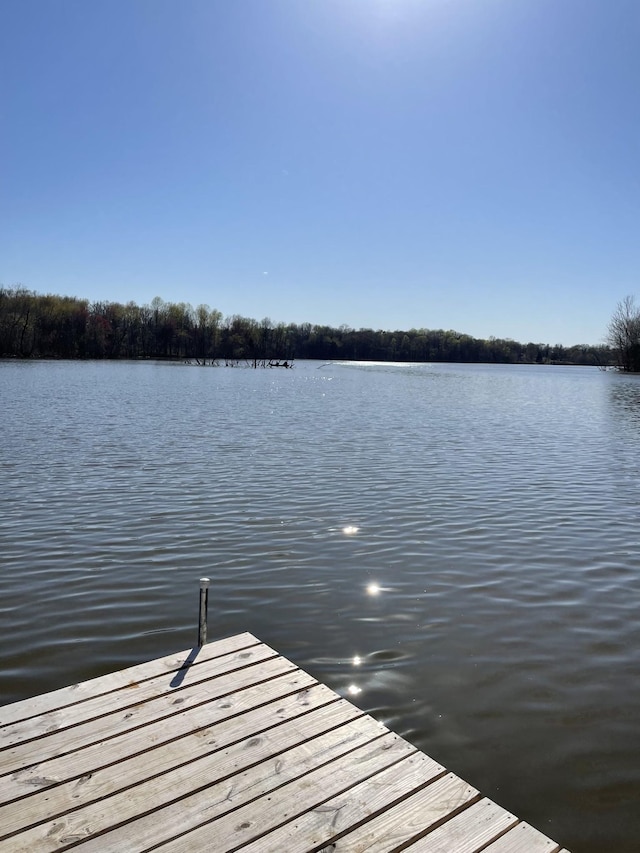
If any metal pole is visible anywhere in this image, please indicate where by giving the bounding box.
[198,577,210,646]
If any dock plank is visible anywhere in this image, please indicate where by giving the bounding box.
[239,770,472,853]
[2,713,390,853]
[0,641,275,749]
[1,653,297,775]
[0,683,351,837]
[403,798,519,852]
[0,669,320,808]
[153,739,423,853]
[483,821,561,852]
[0,633,260,727]
[0,633,570,853]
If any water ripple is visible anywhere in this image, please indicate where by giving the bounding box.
[2,360,640,851]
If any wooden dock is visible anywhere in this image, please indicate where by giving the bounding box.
[0,632,569,852]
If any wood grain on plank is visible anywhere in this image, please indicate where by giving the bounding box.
[482,821,561,852]
[0,634,260,728]
[240,762,460,853]
[0,684,354,837]
[1,643,276,750]
[21,718,398,853]
[117,732,417,853]
[0,669,319,807]
[0,656,299,776]
[403,797,519,853]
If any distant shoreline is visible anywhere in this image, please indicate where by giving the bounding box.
[0,286,611,367]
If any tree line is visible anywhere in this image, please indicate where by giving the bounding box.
[0,285,614,366]
[606,296,640,372]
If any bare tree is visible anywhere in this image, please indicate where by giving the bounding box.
[607,295,640,371]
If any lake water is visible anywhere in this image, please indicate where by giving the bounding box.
[1,359,640,851]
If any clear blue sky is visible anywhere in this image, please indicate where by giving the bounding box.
[2,0,638,345]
